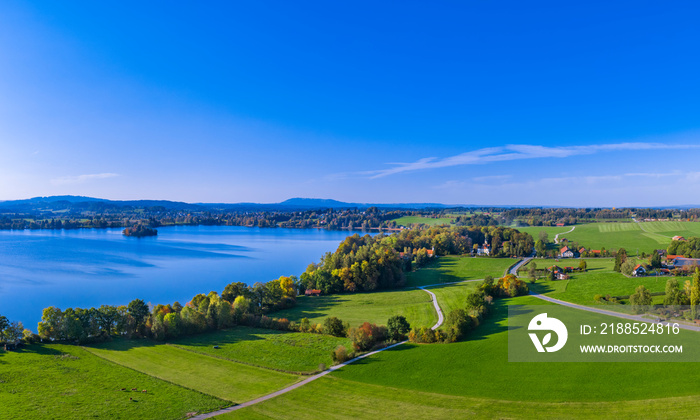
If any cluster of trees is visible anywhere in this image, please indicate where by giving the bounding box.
[300,234,405,294]
[668,237,700,258]
[299,227,534,295]
[37,276,299,343]
[0,314,30,348]
[123,225,158,237]
[395,226,533,257]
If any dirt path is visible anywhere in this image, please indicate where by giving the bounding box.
[192,283,450,418]
[554,226,576,244]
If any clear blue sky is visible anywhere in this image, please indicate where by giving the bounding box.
[2,1,700,206]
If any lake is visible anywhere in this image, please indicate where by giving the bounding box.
[0,226,360,330]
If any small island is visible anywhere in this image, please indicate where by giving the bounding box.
[122,225,158,237]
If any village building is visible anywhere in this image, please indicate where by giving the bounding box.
[559,246,577,258]
[632,264,646,277]
[304,289,321,296]
[671,258,700,270]
[477,240,491,256]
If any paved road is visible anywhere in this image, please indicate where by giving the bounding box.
[509,254,533,276]
[530,292,700,332]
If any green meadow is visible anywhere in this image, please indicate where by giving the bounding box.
[270,288,437,328]
[518,221,700,252]
[85,340,300,403]
[0,344,225,419]
[169,327,352,373]
[405,255,517,286]
[527,258,669,305]
[391,215,454,226]
[222,256,700,419]
[220,375,700,420]
[224,294,700,419]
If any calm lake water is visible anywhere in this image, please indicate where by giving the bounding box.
[0,226,359,330]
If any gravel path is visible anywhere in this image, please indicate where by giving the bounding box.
[554,226,576,244]
[191,283,451,418]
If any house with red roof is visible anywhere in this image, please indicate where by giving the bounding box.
[632,264,646,277]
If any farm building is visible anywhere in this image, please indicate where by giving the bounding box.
[556,272,570,280]
[304,289,321,296]
[559,246,577,258]
[671,258,700,270]
[632,264,646,277]
[672,236,686,241]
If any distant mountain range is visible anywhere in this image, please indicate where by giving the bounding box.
[0,195,471,212]
[1,196,697,212]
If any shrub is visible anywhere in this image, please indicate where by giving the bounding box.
[387,315,411,341]
[323,316,347,337]
[347,322,386,351]
[331,345,354,363]
[408,326,438,344]
[444,309,475,342]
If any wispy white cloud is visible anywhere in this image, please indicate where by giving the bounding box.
[356,143,700,179]
[51,173,120,185]
[472,174,512,183]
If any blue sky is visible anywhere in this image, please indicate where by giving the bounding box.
[1,1,700,206]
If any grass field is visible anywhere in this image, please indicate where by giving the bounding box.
[223,256,700,418]
[221,376,700,420]
[515,221,700,253]
[518,221,700,253]
[224,293,700,419]
[405,255,517,287]
[170,327,352,373]
[0,344,225,419]
[391,215,454,226]
[526,258,670,305]
[85,340,300,403]
[270,288,437,329]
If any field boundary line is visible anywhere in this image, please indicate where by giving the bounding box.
[166,343,317,376]
[81,345,236,410]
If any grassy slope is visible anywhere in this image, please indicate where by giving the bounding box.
[0,344,225,420]
[221,376,700,420]
[405,256,516,287]
[270,289,437,329]
[391,216,454,226]
[85,340,300,403]
[170,327,352,373]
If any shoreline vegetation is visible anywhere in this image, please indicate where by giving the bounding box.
[4,198,700,234]
[8,226,532,348]
[122,225,158,237]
